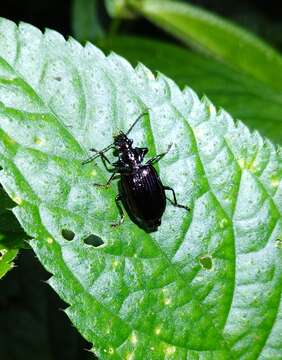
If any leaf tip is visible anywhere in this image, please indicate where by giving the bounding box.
[12,195,23,205]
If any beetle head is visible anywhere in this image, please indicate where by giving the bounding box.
[113,132,133,151]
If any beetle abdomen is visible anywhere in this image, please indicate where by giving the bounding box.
[121,165,166,228]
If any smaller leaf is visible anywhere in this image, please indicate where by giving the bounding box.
[105,0,137,19]
[100,35,282,144]
[72,0,105,42]
[130,0,282,92]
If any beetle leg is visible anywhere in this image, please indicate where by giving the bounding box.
[82,146,113,165]
[164,186,190,211]
[94,173,119,188]
[94,167,131,188]
[82,153,99,165]
[89,148,115,172]
[100,155,115,172]
[146,144,172,165]
[90,148,112,164]
[83,148,118,174]
[111,194,125,227]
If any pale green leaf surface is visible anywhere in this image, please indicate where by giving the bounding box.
[129,0,282,92]
[100,35,282,144]
[0,18,281,359]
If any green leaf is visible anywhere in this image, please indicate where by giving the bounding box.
[72,0,105,42]
[128,0,282,92]
[0,234,18,279]
[105,0,137,19]
[100,35,282,145]
[0,17,282,359]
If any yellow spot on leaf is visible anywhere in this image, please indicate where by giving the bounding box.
[34,137,44,145]
[238,159,245,168]
[47,237,53,244]
[219,218,228,228]
[130,333,138,345]
[112,260,119,268]
[165,346,176,355]
[155,326,161,335]
[271,177,280,188]
[164,298,171,305]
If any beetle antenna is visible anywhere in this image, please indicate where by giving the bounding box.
[82,144,113,165]
[126,110,150,136]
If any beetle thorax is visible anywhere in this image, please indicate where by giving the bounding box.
[119,148,140,167]
[114,133,140,167]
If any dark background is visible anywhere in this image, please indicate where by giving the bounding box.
[0,1,281,359]
[1,0,282,49]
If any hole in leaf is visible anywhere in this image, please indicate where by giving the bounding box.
[199,255,213,270]
[0,249,7,258]
[275,238,282,248]
[83,234,104,247]
[61,229,75,241]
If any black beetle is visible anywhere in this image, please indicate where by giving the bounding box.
[83,112,189,232]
